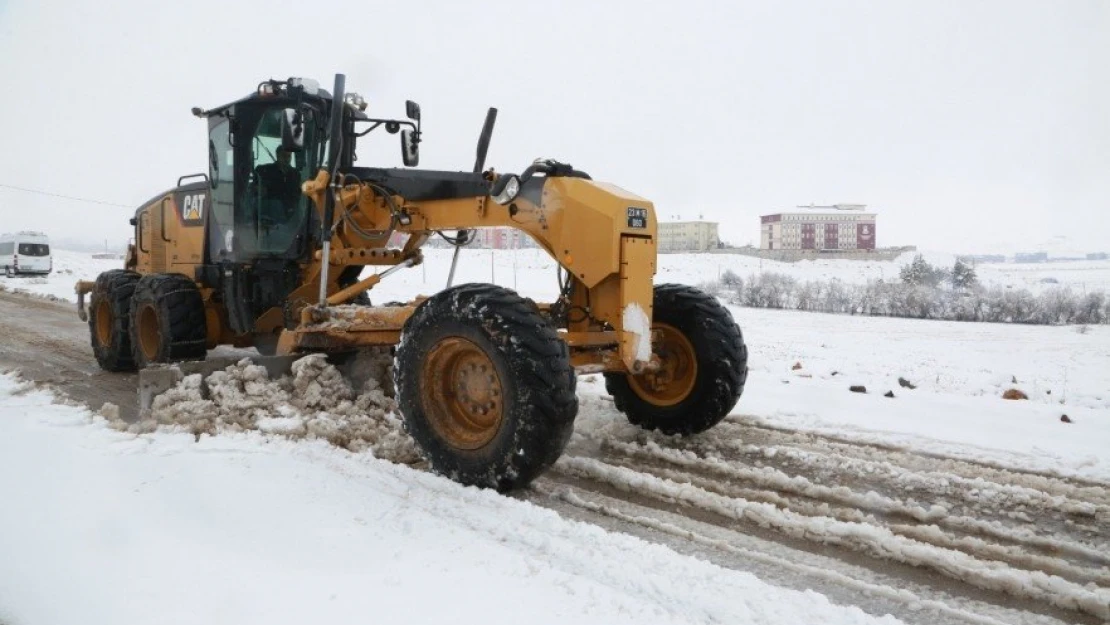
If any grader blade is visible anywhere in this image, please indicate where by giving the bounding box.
[137,355,300,416]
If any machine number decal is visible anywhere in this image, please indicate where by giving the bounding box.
[626,207,648,229]
[181,194,207,225]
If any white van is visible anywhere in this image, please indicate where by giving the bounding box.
[0,231,52,276]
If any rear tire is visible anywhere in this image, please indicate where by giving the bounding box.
[128,273,208,368]
[395,283,578,491]
[605,284,748,435]
[88,269,141,372]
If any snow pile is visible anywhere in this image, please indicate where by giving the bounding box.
[117,353,420,464]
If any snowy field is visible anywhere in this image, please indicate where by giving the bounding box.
[0,250,120,302]
[4,247,1110,304]
[5,247,1108,479]
[1,247,1108,623]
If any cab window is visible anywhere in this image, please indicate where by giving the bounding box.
[237,107,316,258]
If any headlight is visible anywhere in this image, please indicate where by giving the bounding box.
[345,92,368,111]
[491,175,521,205]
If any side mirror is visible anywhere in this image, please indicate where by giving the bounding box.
[405,100,421,123]
[401,129,419,167]
[280,108,305,152]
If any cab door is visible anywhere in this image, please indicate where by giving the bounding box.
[206,114,237,264]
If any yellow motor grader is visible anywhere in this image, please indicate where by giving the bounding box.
[77,74,748,491]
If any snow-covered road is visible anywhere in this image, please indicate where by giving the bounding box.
[0,374,899,625]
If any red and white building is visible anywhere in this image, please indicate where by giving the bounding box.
[469,228,537,250]
[760,204,876,251]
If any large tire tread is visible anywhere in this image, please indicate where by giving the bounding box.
[605,283,748,435]
[129,273,207,367]
[88,269,142,372]
[395,283,577,491]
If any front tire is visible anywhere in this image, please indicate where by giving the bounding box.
[88,269,141,371]
[128,273,208,368]
[605,284,748,435]
[395,283,578,491]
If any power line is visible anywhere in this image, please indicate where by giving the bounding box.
[0,183,132,208]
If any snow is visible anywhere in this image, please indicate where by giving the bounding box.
[14,247,1110,305]
[0,374,900,625]
[725,307,1110,481]
[0,249,120,302]
[556,457,1110,620]
[2,245,1109,622]
[622,302,652,363]
[352,246,1110,480]
[3,246,1107,481]
[373,247,1110,300]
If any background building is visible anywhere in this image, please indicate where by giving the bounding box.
[658,221,719,252]
[760,204,876,251]
[1015,252,1048,263]
[468,228,537,250]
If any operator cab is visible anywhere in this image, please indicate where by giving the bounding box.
[202,83,328,267]
[187,75,489,337]
[190,78,335,334]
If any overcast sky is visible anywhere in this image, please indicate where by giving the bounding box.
[0,0,1106,254]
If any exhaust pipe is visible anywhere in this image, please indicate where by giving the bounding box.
[318,73,347,307]
[473,107,498,174]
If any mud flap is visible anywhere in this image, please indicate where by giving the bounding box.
[75,280,95,321]
[618,236,656,373]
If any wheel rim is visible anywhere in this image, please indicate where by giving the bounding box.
[137,304,161,361]
[95,299,113,346]
[627,323,698,407]
[421,337,504,450]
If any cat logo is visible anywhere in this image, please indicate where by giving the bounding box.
[181,194,206,224]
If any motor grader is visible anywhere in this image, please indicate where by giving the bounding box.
[76,74,748,491]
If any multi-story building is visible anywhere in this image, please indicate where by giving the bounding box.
[468,227,536,249]
[760,204,876,251]
[1015,252,1048,264]
[658,221,719,252]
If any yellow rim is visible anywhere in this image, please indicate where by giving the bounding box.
[95,298,113,346]
[137,304,161,361]
[628,323,698,407]
[422,337,504,450]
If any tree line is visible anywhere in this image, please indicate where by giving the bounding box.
[704,255,1108,325]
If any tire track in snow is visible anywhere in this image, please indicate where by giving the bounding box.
[709,420,1110,516]
[725,416,1110,492]
[531,480,1071,625]
[598,438,1110,576]
[595,452,1110,589]
[554,456,1110,621]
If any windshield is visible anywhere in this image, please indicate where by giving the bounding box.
[231,105,320,261]
[18,243,49,256]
